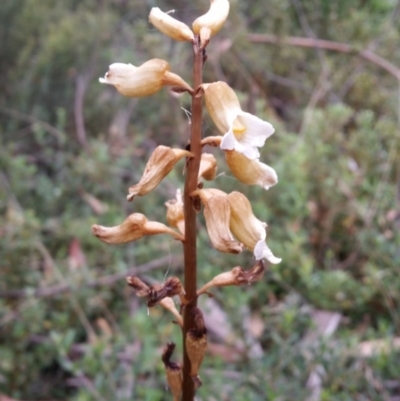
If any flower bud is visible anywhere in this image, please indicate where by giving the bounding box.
[162,343,182,401]
[225,150,278,190]
[92,213,185,244]
[198,153,218,181]
[192,0,230,47]
[127,146,193,201]
[149,8,194,42]
[197,260,265,295]
[99,59,192,97]
[227,191,281,264]
[165,189,185,235]
[201,82,275,159]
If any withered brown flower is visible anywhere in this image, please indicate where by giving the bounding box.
[197,260,266,296]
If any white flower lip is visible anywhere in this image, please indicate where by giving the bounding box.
[99,63,137,84]
[254,240,282,264]
[227,191,281,264]
[202,82,275,160]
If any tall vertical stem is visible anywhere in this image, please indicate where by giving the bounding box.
[182,36,203,400]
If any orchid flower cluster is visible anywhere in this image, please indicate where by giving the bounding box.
[93,1,280,399]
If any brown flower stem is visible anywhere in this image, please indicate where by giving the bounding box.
[182,36,203,400]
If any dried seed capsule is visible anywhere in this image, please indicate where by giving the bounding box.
[185,308,207,383]
[162,343,183,401]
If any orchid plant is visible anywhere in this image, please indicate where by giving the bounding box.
[93,1,280,399]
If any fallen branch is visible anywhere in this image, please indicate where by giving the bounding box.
[247,33,400,81]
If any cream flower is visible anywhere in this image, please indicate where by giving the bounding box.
[149,7,194,41]
[192,0,230,47]
[227,191,281,264]
[92,213,185,244]
[202,82,275,159]
[225,150,278,190]
[99,59,192,97]
[192,188,243,254]
[127,146,193,201]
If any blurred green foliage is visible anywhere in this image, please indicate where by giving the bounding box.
[1,0,400,400]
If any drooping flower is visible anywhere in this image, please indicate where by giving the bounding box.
[200,136,278,190]
[225,150,278,190]
[92,213,185,244]
[192,0,230,47]
[149,7,194,42]
[99,59,192,97]
[192,188,243,254]
[201,81,275,159]
[127,146,193,201]
[227,191,281,264]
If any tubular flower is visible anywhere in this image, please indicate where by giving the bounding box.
[202,82,275,159]
[227,191,281,264]
[162,343,183,401]
[92,213,185,244]
[149,8,194,42]
[127,146,193,201]
[99,59,192,97]
[197,260,265,296]
[165,189,185,235]
[225,150,278,190]
[192,0,230,47]
[198,153,218,181]
[196,190,243,254]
